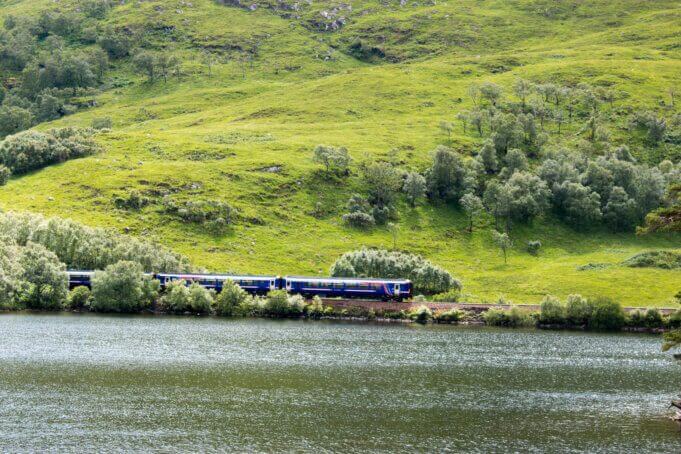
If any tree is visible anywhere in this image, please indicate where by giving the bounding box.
[426,146,467,202]
[477,139,498,174]
[0,165,10,186]
[0,106,33,138]
[162,280,190,313]
[313,145,351,175]
[505,171,550,223]
[581,161,613,206]
[18,242,68,310]
[603,186,638,231]
[490,113,523,153]
[455,111,469,133]
[469,108,484,136]
[479,81,503,107]
[402,172,426,207]
[513,78,533,107]
[483,180,511,231]
[439,121,454,140]
[633,167,666,219]
[215,280,248,316]
[133,51,156,82]
[187,282,214,314]
[363,161,401,207]
[201,50,218,77]
[387,222,399,249]
[90,261,153,312]
[553,181,602,229]
[492,230,512,264]
[460,193,483,232]
[97,27,132,58]
[500,149,528,178]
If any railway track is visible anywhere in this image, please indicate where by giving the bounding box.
[320,299,678,315]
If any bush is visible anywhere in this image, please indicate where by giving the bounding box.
[434,308,467,323]
[18,242,68,310]
[0,239,27,310]
[622,251,681,270]
[163,199,236,231]
[0,211,190,272]
[483,307,536,328]
[262,290,305,317]
[0,165,10,185]
[667,310,681,329]
[162,280,191,313]
[214,280,248,316]
[643,308,663,329]
[67,286,91,310]
[538,295,566,325]
[588,297,626,330]
[527,240,542,255]
[565,294,592,326]
[90,261,155,313]
[91,117,113,130]
[342,211,375,229]
[0,128,98,174]
[304,296,331,318]
[409,305,433,323]
[330,248,460,294]
[627,310,645,328]
[430,289,461,302]
[187,282,214,314]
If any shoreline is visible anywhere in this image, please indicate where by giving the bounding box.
[1,306,672,335]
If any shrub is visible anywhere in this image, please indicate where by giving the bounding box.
[304,296,331,318]
[0,128,98,174]
[342,211,375,229]
[622,251,681,270]
[588,297,626,330]
[113,191,149,210]
[187,283,214,314]
[162,280,191,313]
[330,248,460,294]
[263,290,304,317]
[434,308,467,324]
[163,199,236,230]
[214,280,248,316]
[409,305,433,323]
[90,261,153,313]
[18,242,68,310]
[0,211,190,272]
[538,295,566,325]
[627,310,645,327]
[565,294,592,326]
[431,289,461,302]
[483,307,536,328]
[667,310,681,329]
[91,117,113,130]
[67,286,91,310]
[527,240,542,256]
[643,308,663,329]
[0,240,27,310]
[0,165,10,185]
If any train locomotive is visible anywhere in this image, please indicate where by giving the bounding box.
[67,271,412,301]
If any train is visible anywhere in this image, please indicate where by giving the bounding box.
[66,271,413,301]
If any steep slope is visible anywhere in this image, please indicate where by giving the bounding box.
[0,0,679,305]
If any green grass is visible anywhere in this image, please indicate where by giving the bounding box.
[0,0,679,306]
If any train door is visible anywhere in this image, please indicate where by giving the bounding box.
[393,284,400,298]
[269,279,277,291]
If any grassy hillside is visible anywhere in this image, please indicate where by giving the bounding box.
[0,0,679,306]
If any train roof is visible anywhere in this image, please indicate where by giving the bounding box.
[285,276,411,284]
[155,273,279,280]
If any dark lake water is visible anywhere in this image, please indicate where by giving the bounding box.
[0,313,679,452]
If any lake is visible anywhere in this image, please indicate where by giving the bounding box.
[0,314,679,452]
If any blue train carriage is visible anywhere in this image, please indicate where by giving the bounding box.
[67,270,95,289]
[284,276,412,301]
[155,273,282,294]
